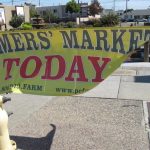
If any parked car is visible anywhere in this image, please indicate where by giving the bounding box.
[120,18,136,22]
[127,18,134,22]
[120,18,126,22]
[135,18,147,22]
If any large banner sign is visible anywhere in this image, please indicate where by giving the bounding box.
[0,27,150,96]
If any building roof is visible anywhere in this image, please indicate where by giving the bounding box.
[131,9,150,16]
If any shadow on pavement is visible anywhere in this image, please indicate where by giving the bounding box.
[10,124,56,150]
[134,75,150,83]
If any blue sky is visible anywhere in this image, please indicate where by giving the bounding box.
[1,0,150,10]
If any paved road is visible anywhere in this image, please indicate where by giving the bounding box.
[3,63,150,150]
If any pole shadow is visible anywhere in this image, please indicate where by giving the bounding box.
[10,124,56,150]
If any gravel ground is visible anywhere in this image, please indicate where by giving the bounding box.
[9,96,149,150]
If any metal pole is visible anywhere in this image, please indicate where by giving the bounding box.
[149,42,150,62]
[78,0,80,25]
[12,0,13,5]
[39,0,40,6]
[144,41,150,62]
[114,0,115,12]
[125,0,128,19]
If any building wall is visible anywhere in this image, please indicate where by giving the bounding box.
[24,5,30,22]
[102,9,114,16]
[36,3,89,20]
[0,5,30,31]
[121,9,150,20]
[36,6,65,19]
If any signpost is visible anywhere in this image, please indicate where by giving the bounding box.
[144,41,150,62]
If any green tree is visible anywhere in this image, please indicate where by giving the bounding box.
[89,0,103,16]
[43,10,58,23]
[66,0,80,14]
[100,13,119,27]
[9,16,24,28]
[30,7,37,18]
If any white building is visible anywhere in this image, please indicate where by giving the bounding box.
[0,4,30,31]
[36,5,66,19]
[36,3,89,21]
[102,9,114,16]
[121,9,150,20]
[116,10,124,16]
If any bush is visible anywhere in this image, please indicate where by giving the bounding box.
[42,10,58,23]
[85,20,94,26]
[58,22,66,27]
[9,16,24,28]
[40,23,60,29]
[93,20,101,27]
[78,23,87,28]
[84,19,101,27]
[21,22,32,30]
[66,21,76,28]
[100,13,119,27]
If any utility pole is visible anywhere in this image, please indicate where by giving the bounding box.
[113,0,115,12]
[78,0,80,25]
[12,0,14,5]
[125,0,128,19]
[39,0,40,6]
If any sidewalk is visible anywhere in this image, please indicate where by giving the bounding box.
[9,97,149,150]
[80,62,150,101]
[4,62,150,150]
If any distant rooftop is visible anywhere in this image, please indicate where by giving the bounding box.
[132,9,150,15]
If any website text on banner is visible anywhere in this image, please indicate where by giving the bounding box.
[0,27,150,95]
